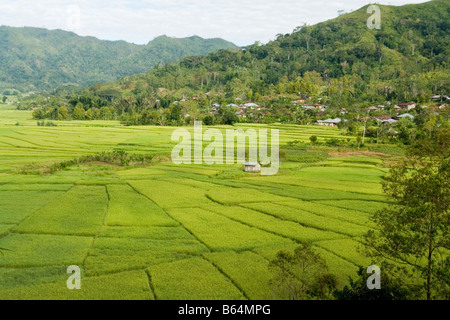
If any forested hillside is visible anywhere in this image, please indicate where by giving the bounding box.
[92,0,448,100]
[0,26,237,92]
[23,0,450,129]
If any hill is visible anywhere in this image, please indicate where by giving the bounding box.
[88,0,448,105]
[21,0,450,128]
[0,26,238,92]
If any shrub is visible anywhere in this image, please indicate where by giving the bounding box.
[269,242,337,300]
[37,120,57,127]
[325,138,341,146]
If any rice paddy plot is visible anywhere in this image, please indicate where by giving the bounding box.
[257,183,387,202]
[278,200,371,226]
[105,184,178,227]
[206,203,343,242]
[116,167,167,179]
[206,186,295,205]
[242,174,383,195]
[241,202,368,237]
[84,237,208,276]
[157,162,222,176]
[315,238,373,267]
[98,226,194,240]
[295,165,386,183]
[128,179,212,208]
[14,186,107,236]
[0,265,67,290]
[0,190,67,224]
[0,233,92,268]
[0,183,73,191]
[204,251,274,300]
[167,207,291,250]
[0,270,153,300]
[315,200,389,214]
[148,257,246,300]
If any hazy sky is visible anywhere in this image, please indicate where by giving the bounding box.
[0,0,430,46]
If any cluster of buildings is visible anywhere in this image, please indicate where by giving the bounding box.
[203,94,448,124]
[366,100,448,113]
[210,102,269,118]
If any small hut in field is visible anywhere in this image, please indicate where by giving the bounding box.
[243,162,261,173]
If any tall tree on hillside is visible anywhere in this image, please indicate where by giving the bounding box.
[363,126,450,300]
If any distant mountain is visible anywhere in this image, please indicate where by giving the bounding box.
[0,26,238,92]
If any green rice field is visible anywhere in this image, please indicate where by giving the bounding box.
[0,105,392,300]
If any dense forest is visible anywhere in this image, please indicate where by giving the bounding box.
[22,0,449,138]
[0,27,237,92]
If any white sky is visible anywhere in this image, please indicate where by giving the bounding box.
[0,0,430,46]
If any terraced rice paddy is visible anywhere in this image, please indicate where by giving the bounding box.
[0,106,392,299]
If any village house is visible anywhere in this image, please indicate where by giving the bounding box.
[431,95,449,102]
[381,118,398,125]
[366,106,378,112]
[374,115,392,122]
[243,102,259,109]
[395,113,415,120]
[396,102,416,110]
[315,118,343,127]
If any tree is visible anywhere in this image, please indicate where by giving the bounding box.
[169,103,182,122]
[73,104,85,120]
[363,127,450,300]
[203,115,214,126]
[2,96,7,103]
[86,108,94,120]
[58,106,69,120]
[32,108,45,120]
[219,107,239,125]
[100,106,114,120]
[309,135,318,145]
[268,242,337,300]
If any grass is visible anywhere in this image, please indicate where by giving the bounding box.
[14,186,108,236]
[167,207,291,250]
[84,237,208,276]
[0,270,154,300]
[0,233,92,268]
[204,251,274,300]
[148,257,246,300]
[105,184,178,227]
[241,202,369,237]
[0,108,395,299]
